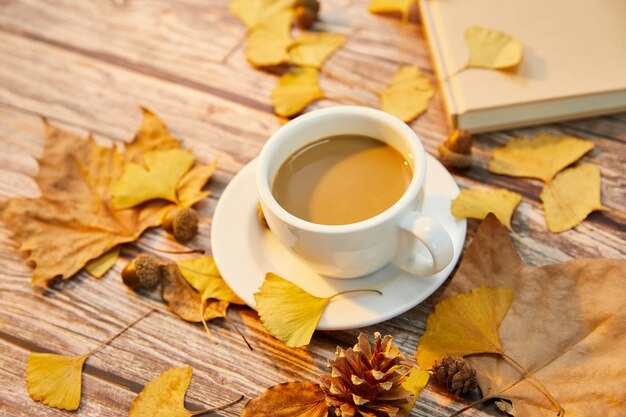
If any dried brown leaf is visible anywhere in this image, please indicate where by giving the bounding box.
[241,381,328,417]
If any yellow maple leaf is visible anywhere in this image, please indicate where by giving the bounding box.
[380,66,434,122]
[85,246,120,278]
[451,188,522,229]
[26,353,87,411]
[112,149,195,210]
[254,273,332,347]
[1,110,211,286]
[417,286,513,370]
[489,133,594,183]
[540,163,605,233]
[465,27,523,70]
[271,67,324,118]
[245,8,292,67]
[288,33,346,68]
[230,0,293,30]
[129,366,194,417]
[368,0,415,15]
[177,256,245,305]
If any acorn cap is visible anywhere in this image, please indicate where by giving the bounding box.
[295,0,320,13]
[163,207,199,243]
[121,254,161,289]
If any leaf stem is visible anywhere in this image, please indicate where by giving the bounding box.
[328,288,383,301]
[200,299,218,346]
[86,309,155,357]
[189,394,244,416]
[222,311,253,351]
[136,239,205,254]
[499,351,564,416]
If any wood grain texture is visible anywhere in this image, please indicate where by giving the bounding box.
[0,1,624,416]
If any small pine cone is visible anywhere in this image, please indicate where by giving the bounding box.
[320,332,414,417]
[432,356,477,396]
[163,207,198,243]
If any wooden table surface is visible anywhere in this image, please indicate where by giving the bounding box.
[1,1,624,416]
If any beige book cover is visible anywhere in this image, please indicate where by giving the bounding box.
[418,0,626,132]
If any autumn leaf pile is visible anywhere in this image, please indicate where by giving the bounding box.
[1,109,215,286]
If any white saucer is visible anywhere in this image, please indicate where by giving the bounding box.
[211,155,466,331]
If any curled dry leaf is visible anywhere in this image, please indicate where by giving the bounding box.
[465,27,523,70]
[271,67,324,118]
[26,354,87,411]
[439,214,626,416]
[488,133,594,183]
[241,381,328,417]
[540,163,605,233]
[161,264,228,322]
[112,149,195,210]
[288,33,346,68]
[417,286,513,370]
[451,188,522,229]
[380,66,434,122]
[368,0,415,15]
[1,109,211,286]
[245,8,293,67]
[85,246,120,278]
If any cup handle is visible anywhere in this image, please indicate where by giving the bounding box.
[396,211,454,276]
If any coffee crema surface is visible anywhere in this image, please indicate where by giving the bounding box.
[272,135,412,225]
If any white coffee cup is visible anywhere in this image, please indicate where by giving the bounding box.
[257,106,454,279]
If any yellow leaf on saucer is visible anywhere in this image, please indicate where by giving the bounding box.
[451,188,522,229]
[540,163,605,233]
[368,0,415,15]
[26,353,87,411]
[177,158,218,208]
[245,8,292,67]
[230,0,293,30]
[271,68,324,117]
[380,66,434,122]
[254,272,331,347]
[177,256,245,305]
[85,247,120,278]
[129,366,195,417]
[288,33,346,68]
[465,27,523,70]
[417,286,513,370]
[489,133,594,183]
[112,149,195,210]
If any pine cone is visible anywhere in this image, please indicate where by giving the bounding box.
[431,356,477,396]
[320,332,414,417]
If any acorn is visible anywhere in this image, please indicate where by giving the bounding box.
[121,254,161,289]
[294,0,320,29]
[163,207,199,243]
[438,129,473,169]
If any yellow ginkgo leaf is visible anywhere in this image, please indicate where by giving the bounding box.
[245,8,292,67]
[177,158,218,208]
[26,353,87,411]
[380,66,434,122]
[451,188,522,229]
[254,273,330,347]
[129,366,194,417]
[417,286,513,370]
[465,27,523,70]
[368,0,415,15]
[288,33,346,68]
[230,0,293,30]
[177,256,245,304]
[271,68,324,118]
[112,149,195,210]
[489,133,594,183]
[399,367,431,416]
[85,247,120,278]
[540,163,605,233]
